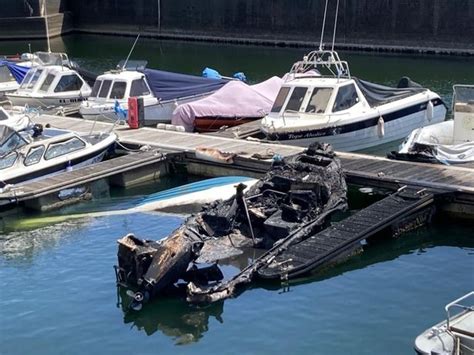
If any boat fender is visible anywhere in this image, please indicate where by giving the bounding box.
[426,100,434,121]
[377,116,385,138]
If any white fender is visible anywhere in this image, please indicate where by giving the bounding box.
[377,116,385,138]
[426,100,434,121]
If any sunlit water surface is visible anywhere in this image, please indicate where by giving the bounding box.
[0,35,473,354]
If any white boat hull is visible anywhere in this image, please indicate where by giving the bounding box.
[80,94,212,126]
[5,94,87,110]
[263,103,446,152]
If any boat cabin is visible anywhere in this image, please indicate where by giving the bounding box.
[87,70,154,103]
[0,127,88,173]
[14,65,91,98]
[269,77,369,119]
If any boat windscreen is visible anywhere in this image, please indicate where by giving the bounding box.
[454,86,474,105]
[0,126,27,156]
[354,78,425,108]
[306,87,333,113]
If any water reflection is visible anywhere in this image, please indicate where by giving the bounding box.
[0,220,85,263]
[114,219,473,344]
[118,287,224,345]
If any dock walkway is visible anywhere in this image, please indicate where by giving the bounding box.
[32,115,474,198]
[258,189,435,279]
[0,150,170,206]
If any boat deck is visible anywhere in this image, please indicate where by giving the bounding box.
[258,189,435,279]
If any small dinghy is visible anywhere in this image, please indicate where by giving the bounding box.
[414,292,473,355]
[115,142,347,309]
[389,85,474,164]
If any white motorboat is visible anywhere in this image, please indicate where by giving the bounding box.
[415,292,474,355]
[260,50,447,152]
[5,52,91,111]
[0,124,116,186]
[390,85,474,164]
[79,61,228,125]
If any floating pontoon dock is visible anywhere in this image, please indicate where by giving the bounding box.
[258,189,435,280]
[2,114,473,215]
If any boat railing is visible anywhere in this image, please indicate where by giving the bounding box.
[445,291,474,330]
[288,50,351,81]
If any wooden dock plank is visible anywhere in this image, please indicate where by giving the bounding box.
[31,115,474,198]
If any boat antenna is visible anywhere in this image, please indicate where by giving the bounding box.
[42,0,51,53]
[319,0,329,51]
[122,34,141,70]
[331,0,340,52]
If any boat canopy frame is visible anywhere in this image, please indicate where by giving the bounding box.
[288,50,351,81]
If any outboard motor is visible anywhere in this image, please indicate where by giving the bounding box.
[32,123,43,138]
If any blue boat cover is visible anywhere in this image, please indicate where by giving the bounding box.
[142,68,228,101]
[0,61,30,84]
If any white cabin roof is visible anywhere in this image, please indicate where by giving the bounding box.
[97,70,144,81]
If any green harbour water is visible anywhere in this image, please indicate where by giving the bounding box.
[0,34,473,355]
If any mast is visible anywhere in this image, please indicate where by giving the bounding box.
[42,0,51,53]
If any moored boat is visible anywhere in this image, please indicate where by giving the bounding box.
[0,124,116,186]
[5,53,91,111]
[260,50,447,152]
[172,76,283,132]
[79,61,229,125]
[389,85,474,164]
[414,292,474,355]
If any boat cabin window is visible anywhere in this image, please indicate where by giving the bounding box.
[20,69,35,89]
[110,81,127,99]
[54,74,83,93]
[0,66,15,83]
[39,73,55,92]
[21,68,43,89]
[286,87,308,112]
[98,80,112,98]
[0,132,27,156]
[332,84,359,113]
[130,78,151,97]
[305,88,333,113]
[24,145,45,166]
[90,80,102,97]
[271,87,290,113]
[0,152,17,170]
[44,137,86,160]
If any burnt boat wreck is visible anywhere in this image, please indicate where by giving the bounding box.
[115,142,435,309]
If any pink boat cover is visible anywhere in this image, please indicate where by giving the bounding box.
[172,76,283,131]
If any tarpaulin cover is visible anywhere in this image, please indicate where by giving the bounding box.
[172,76,283,131]
[0,61,30,84]
[354,77,426,108]
[142,68,228,101]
